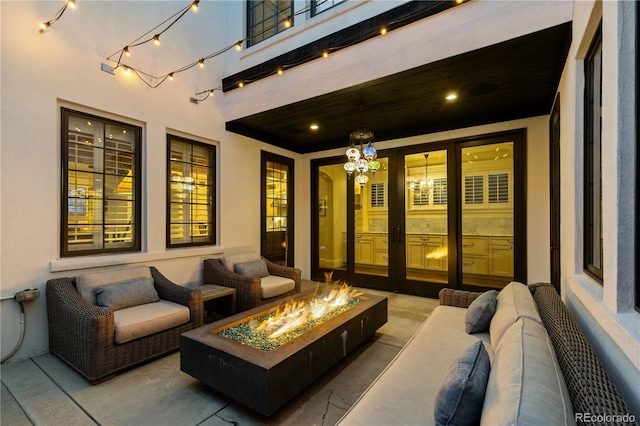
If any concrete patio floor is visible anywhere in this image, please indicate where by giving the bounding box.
[1,284,439,426]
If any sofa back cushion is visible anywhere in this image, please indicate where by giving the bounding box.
[489,281,541,347]
[94,277,159,310]
[481,317,575,426]
[221,252,261,272]
[76,266,152,305]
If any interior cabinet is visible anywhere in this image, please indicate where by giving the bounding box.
[355,234,374,264]
[374,234,388,266]
[406,235,446,271]
[488,237,514,276]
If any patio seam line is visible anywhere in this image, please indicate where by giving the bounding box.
[31,357,101,425]
[1,378,34,425]
[209,402,236,426]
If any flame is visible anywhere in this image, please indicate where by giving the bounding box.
[250,283,359,339]
[426,245,448,259]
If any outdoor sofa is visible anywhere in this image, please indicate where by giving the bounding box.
[338,282,637,426]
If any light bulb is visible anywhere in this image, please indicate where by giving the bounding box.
[238,82,244,88]
[380,27,387,36]
[322,51,329,58]
[153,34,160,45]
[123,46,130,56]
[277,68,283,76]
[208,90,214,97]
[168,73,174,80]
[191,0,199,12]
[67,0,76,8]
[284,17,292,28]
[39,21,51,33]
[199,59,205,68]
[235,41,242,51]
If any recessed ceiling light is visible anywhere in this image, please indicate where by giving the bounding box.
[446,93,458,101]
[310,124,319,130]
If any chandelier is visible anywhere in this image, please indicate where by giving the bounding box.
[344,105,380,186]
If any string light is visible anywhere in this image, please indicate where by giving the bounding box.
[100,0,463,98]
[153,34,161,45]
[190,87,221,103]
[39,0,76,34]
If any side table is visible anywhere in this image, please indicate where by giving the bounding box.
[195,284,237,317]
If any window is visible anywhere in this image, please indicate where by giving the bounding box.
[584,25,603,282]
[311,0,345,16]
[62,109,141,256]
[464,175,484,204]
[370,183,385,207]
[412,187,430,206]
[167,135,215,247]
[432,178,448,205]
[247,0,293,47]
[488,173,509,204]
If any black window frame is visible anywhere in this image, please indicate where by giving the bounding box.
[61,108,142,257]
[584,24,604,283]
[166,134,216,248]
[635,5,639,312]
[311,0,346,17]
[246,0,293,48]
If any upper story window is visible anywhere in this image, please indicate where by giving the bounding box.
[62,108,141,257]
[584,24,603,283]
[311,0,346,17]
[167,135,216,247]
[247,0,293,47]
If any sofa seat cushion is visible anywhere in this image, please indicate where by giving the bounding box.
[260,275,295,299]
[490,281,542,347]
[481,317,575,426]
[338,305,492,426]
[113,300,190,344]
[76,266,152,305]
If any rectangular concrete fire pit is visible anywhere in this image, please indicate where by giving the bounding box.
[180,291,387,416]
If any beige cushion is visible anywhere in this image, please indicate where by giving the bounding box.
[260,275,296,299]
[481,317,575,426]
[489,281,541,347]
[113,300,190,344]
[76,266,152,305]
[222,252,261,272]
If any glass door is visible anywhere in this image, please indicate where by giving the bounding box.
[314,156,393,290]
[460,142,515,288]
[261,151,294,266]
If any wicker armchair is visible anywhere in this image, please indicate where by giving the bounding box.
[203,257,301,312]
[46,267,202,384]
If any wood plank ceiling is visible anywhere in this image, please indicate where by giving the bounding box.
[226,22,572,154]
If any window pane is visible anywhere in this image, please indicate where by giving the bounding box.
[167,135,215,247]
[584,26,603,281]
[62,109,139,256]
[247,0,292,47]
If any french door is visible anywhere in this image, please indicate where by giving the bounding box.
[261,151,294,266]
[312,130,526,296]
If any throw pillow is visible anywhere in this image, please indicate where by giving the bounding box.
[235,259,270,278]
[93,277,159,310]
[434,341,491,426]
[465,290,497,334]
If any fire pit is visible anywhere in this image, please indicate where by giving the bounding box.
[180,286,387,416]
